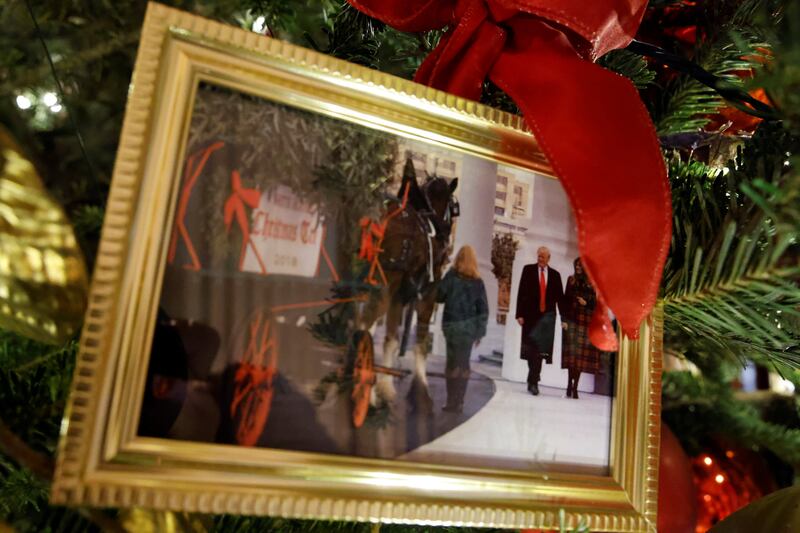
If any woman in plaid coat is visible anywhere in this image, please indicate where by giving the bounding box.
[561,258,601,399]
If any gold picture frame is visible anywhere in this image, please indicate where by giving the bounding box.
[52,3,662,530]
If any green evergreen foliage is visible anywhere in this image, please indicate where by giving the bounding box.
[70,204,105,268]
[663,370,800,465]
[0,457,47,516]
[597,50,657,89]
[654,0,776,135]
[480,81,519,116]
[1,0,799,531]
[662,122,800,371]
[3,505,100,533]
[654,0,800,487]
[757,2,800,134]
[310,122,398,268]
[0,332,76,451]
[214,517,511,533]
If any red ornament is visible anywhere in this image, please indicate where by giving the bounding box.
[664,24,698,45]
[706,87,772,135]
[706,49,772,135]
[658,424,698,533]
[691,442,777,531]
[346,0,672,350]
[638,0,702,59]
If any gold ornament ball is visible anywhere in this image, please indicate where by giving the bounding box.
[0,125,88,344]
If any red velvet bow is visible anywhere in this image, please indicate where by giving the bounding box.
[348,0,671,350]
[358,216,384,263]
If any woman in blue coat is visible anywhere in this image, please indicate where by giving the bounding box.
[436,245,489,413]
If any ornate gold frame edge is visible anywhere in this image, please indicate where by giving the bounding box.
[51,4,662,531]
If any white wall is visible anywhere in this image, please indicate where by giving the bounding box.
[425,158,594,393]
[500,172,594,392]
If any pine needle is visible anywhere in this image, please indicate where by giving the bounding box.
[663,122,800,373]
[598,49,657,89]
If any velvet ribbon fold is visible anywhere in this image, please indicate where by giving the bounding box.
[348,0,671,350]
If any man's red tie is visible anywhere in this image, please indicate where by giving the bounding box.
[539,267,546,313]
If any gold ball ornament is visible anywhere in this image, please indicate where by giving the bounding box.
[0,125,88,344]
[709,484,800,533]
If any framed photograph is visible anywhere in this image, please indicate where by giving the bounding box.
[52,3,662,530]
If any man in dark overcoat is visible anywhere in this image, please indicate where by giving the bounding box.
[515,246,564,395]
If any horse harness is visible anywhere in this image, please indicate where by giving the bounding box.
[383,181,459,289]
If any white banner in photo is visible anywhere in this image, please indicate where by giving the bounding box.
[242,185,323,277]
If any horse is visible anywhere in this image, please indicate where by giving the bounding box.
[359,157,459,413]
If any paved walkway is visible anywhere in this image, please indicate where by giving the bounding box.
[401,360,612,474]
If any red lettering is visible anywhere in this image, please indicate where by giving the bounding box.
[252,212,299,242]
[253,210,265,236]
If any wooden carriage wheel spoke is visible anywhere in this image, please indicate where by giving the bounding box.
[351,332,375,428]
[231,310,278,446]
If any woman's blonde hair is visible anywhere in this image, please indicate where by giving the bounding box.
[453,245,481,279]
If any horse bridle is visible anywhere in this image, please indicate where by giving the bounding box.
[447,195,460,220]
[421,177,459,238]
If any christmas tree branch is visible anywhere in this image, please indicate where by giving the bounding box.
[654,0,775,135]
[599,49,657,89]
[9,342,77,374]
[663,371,800,465]
[663,265,800,369]
[0,419,53,481]
[662,112,800,370]
[757,1,800,133]
[0,431,122,533]
[0,31,140,97]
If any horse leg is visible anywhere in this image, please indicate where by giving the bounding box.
[361,271,400,406]
[407,290,437,414]
[376,290,405,405]
[356,281,391,408]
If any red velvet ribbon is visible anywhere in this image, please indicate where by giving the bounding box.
[224,170,261,270]
[347,0,671,350]
[358,216,384,263]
